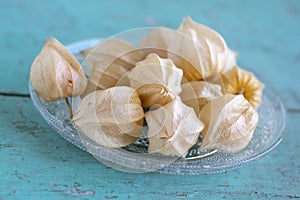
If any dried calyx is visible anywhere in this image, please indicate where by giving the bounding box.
[30,37,87,117]
[168,17,229,81]
[72,86,144,148]
[127,53,183,107]
[199,94,259,153]
[145,97,204,157]
[220,66,264,109]
[180,81,223,115]
[81,39,145,96]
[140,17,237,82]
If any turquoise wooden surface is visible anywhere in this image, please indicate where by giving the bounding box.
[0,0,299,199]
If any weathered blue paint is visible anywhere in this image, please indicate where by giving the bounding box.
[0,0,299,199]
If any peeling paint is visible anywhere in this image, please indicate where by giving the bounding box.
[0,144,13,148]
[105,195,119,199]
[176,193,188,198]
[52,187,95,196]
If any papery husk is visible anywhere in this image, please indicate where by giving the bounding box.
[145,97,204,157]
[224,48,238,72]
[30,37,87,101]
[180,81,223,115]
[82,39,145,74]
[137,83,176,108]
[72,86,144,147]
[199,94,259,153]
[140,27,199,82]
[127,53,183,107]
[76,123,138,148]
[221,66,264,109]
[82,39,145,96]
[168,16,229,81]
[140,27,174,58]
[202,48,237,86]
[82,59,132,97]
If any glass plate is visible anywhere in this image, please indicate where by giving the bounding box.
[29,38,286,175]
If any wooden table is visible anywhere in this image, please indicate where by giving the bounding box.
[1,1,299,199]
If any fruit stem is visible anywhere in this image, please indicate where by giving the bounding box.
[65,97,73,119]
[237,88,245,95]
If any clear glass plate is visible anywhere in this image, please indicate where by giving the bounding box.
[29,38,286,175]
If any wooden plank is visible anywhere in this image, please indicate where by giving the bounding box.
[0,96,299,199]
[1,0,300,199]
[1,1,300,109]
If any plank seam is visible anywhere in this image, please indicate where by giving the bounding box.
[0,92,30,98]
